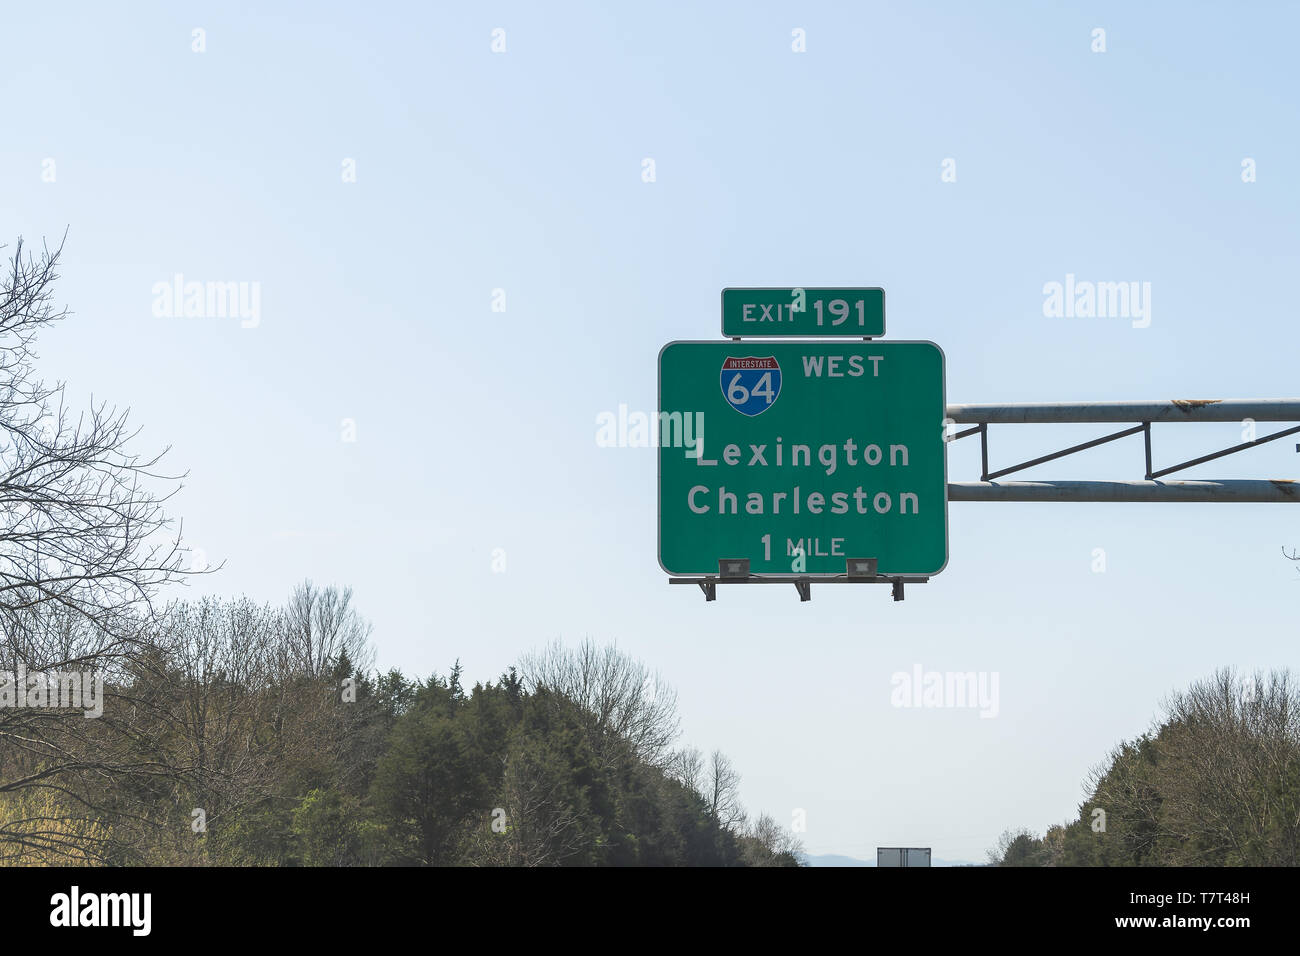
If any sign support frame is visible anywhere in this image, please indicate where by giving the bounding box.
[947,398,1300,499]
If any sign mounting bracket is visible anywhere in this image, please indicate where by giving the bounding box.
[668,574,929,602]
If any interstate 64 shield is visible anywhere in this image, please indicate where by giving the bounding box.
[658,341,947,577]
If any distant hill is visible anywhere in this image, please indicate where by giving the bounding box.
[803,853,982,867]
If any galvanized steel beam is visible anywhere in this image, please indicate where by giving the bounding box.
[949,480,1300,503]
[947,399,1300,424]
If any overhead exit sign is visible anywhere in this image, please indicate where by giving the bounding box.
[658,340,947,577]
[721,287,885,338]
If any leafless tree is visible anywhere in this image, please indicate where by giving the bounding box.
[281,581,374,678]
[520,640,680,767]
[1084,668,1300,866]
[740,812,805,866]
[493,745,588,867]
[1156,668,1300,865]
[0,235,195,860]
[666,745,703,793]
[0,235,188,649]
[705,749,745,830]
[149,599,283,829]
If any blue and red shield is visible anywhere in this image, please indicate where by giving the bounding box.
[720,356,782,416]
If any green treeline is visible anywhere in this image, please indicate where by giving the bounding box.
[0,588,802,867]
[988,669,1300,867]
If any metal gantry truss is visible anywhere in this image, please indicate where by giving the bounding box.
[948,398,1300,502]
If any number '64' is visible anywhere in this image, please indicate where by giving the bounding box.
[726,373,776,405]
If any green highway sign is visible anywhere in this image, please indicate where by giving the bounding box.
[658,340,947,577]
[721,288,885,338]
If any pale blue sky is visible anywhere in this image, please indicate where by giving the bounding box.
[2,1,1297,861]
